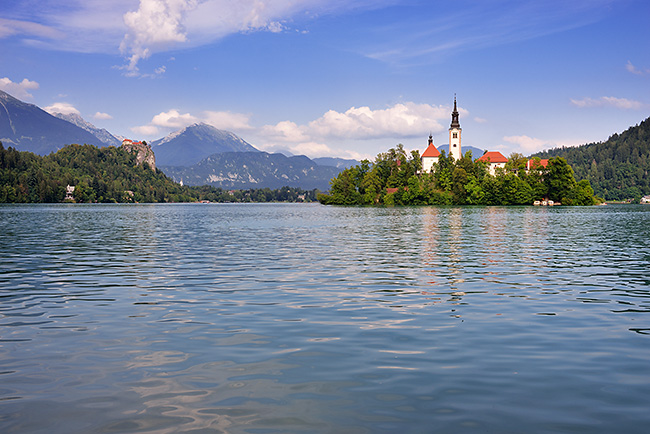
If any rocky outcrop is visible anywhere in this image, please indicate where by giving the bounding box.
[121,139,156,171]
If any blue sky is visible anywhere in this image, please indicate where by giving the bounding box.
[1,0,649,160]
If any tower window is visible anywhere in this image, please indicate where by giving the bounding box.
[453,132,458,138]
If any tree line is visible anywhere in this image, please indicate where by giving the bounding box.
[534,116,650,201]
[317,144,598,206]
[0,142,319,203]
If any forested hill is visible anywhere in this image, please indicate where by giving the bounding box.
[533,117,650,200]
[0,143,320,203]
[0,142,192,203]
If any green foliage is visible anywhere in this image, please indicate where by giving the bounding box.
[534,117,650,200]
[0,142,321,204]
[318,145,596,207]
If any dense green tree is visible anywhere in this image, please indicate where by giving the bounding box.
[0,142,324,204]
[545,157,576,203]
[318,144,596,206]
[534,116,650,200]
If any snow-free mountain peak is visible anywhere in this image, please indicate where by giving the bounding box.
[151,122,259,166]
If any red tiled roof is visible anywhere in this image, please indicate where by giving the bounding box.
[478,151,508,163]
[422,144,441,158]
[527,158,549,169]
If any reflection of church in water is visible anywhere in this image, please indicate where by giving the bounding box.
[421,97,508,175]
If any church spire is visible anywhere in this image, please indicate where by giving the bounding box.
[450,94,460,129]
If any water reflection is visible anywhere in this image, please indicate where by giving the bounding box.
[1,204,650,433]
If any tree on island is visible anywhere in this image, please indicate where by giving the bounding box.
[317,145,599,206]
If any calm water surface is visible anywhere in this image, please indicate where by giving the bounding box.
[1,203,649,433]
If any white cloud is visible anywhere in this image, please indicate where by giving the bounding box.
[261,121,311,142]
[0,18,64,40]
[474,117,487,123]
[204,111,254,130]
[94,112,113,120]
[150,109,199,128]
[257,101,454,158]
[571,96,643,110]
[120,0,199,74]
[626,60,642,75]
[503,135,547,153]
[0,77,40,99]
[133,108,253,137]
[43,102,80,116]
[307,102,450,139]
[131,124,161,136]
[359,0,614,66]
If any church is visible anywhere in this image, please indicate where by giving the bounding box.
[421,97,508,175]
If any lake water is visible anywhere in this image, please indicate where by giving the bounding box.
[1,203,649,433]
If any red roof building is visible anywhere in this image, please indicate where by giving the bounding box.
[421,134,440,174]
[478,151,508,175]
[527,158,549,170]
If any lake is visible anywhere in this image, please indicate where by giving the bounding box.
[1,203,649,433]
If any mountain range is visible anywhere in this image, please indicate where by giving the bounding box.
[0,90,101,154]
[160,152,342,191]
[52,112,122,147]
[437,144,486,160]
[0,90,354,189]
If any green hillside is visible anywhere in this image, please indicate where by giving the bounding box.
[0,143,318,203]
[534,117,650,200]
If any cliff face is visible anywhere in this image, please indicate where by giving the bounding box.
[121,140,156,171]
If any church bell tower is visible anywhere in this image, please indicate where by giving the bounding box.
[449,96,462,161]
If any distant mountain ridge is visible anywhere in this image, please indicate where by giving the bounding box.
[0,90,101,154]
[52,112,122,147]
[437,144,486,160]
[161,151,341,190]
[152,123,259,166]
[312,157,359,169]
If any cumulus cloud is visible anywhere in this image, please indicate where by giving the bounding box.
[261,121,311,143]
[0,77,39,99]
[133,108,253,137]
[474,117,487,123]
[150,109,199,128]
[257,101,454,158]
[118,0,325,73]
[503,135,547,153]
[44,102,80,116]
[307,102,449,139]
[131,124,161,136]
[94,112,113,120]
[571,96,643,110]
[120,0,199,74]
